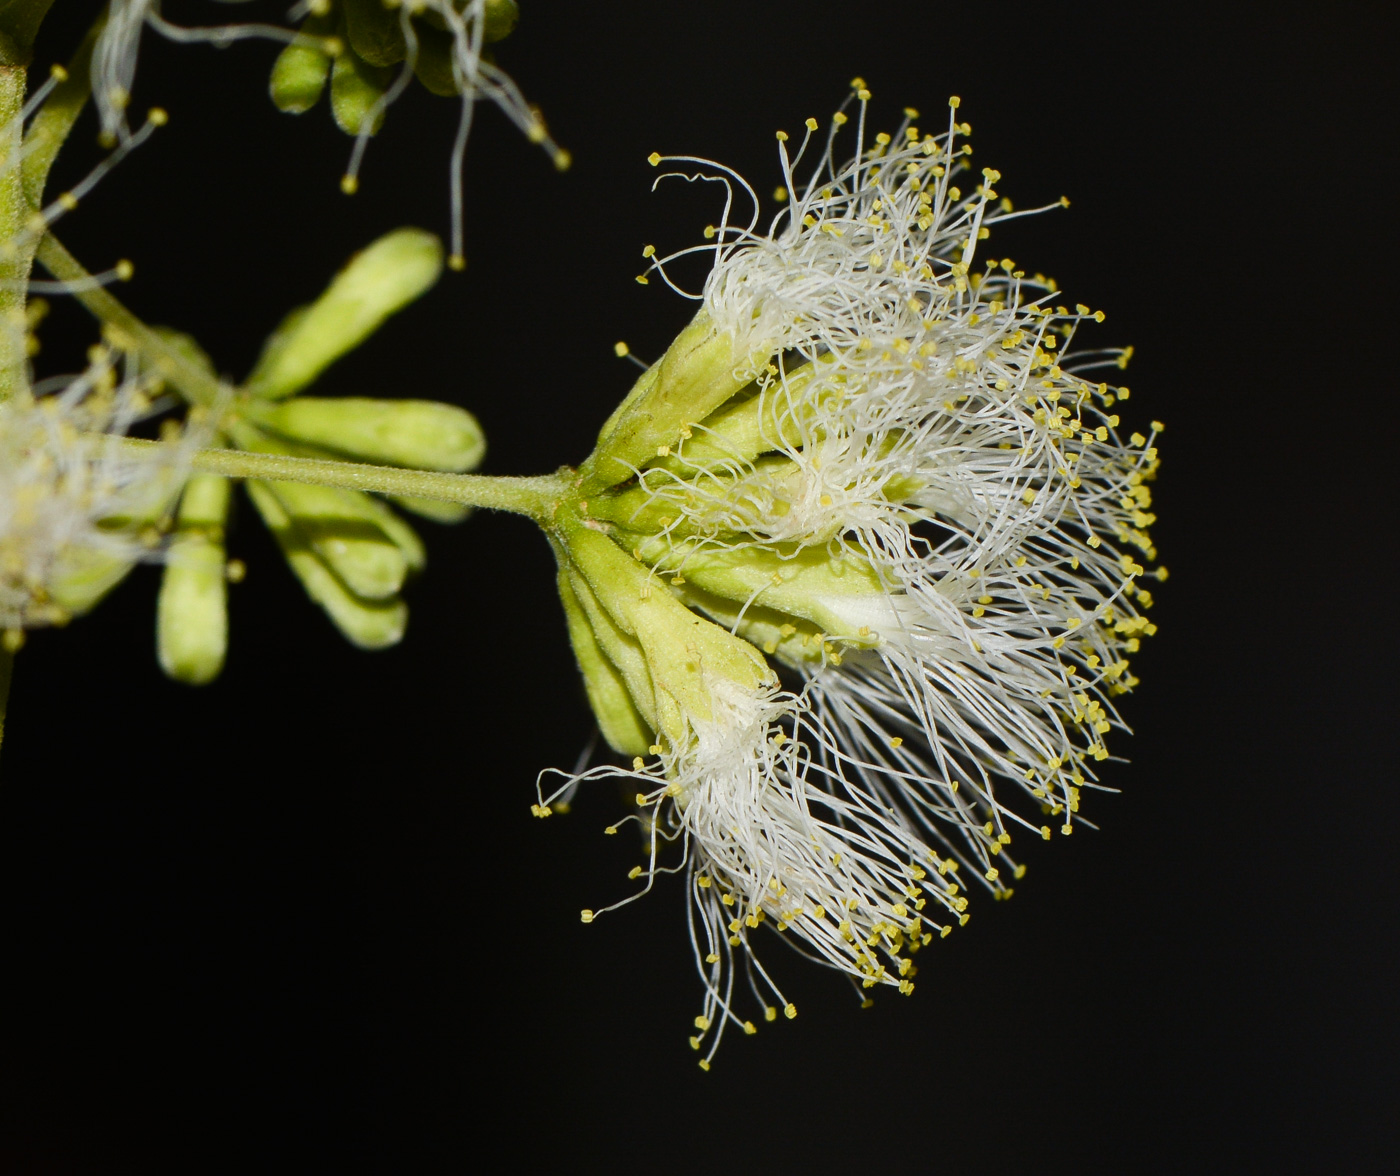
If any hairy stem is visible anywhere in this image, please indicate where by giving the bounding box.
[121,437,572,523]
[35,233,228,407]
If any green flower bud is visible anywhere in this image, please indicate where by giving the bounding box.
[156,473,230,685]
[234,416,414,599]
[581,312,758,495]
[245,481,406,649]
[343,0,407,66]
[556,567,650,757]
[243,396,484,472]
[411,22,459,97]
[330,47,391,137]
[244,229,443,400]
[250,475,409,601]
[482,0,519,43]
[270,15,335,113]
[420,0,517,42]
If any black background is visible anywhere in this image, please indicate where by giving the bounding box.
[1,1,1395,1171]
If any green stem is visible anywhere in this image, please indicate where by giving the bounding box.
[121,437,572,523]
[35,233,228,407]
[0,60,26,402]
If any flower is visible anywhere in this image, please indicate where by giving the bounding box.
[92,0,566,265]
[546,87,1163,1063]
[0,348,197,638]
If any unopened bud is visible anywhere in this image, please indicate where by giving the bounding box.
[233,422,413,600]
[329,50,391,138]
[244,397,484,472]
[342,0,407,66]
[245,481,407,649]
[270,15,334,113]
[245,229,443,399]
[157,474,231,685]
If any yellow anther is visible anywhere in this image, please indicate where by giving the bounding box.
[694,1015,710,1031]
[580,910,594,923]
[57,192,79,212]
[889,737,903,749]
[773,186,788,202]
[604,826,617,835]
[647,151,661,166]
[703,224,716,239]
[114,259,134,281]
[948,95,961,108]
[50,63,69,82]
[784,1003,797,1020]
[628,866,643,880]
[698,1059,711,1071]
[632,760,645,773]
[705,952,718,964]
[340,174,358,195]
[447,254,466,272]
[764,1006,778,1022]
[805,117,818,131]
[743,1021,757,1035]
[613,341,630,358]
[146,107,168,126]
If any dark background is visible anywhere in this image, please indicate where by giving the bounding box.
[1,1,1395,1171]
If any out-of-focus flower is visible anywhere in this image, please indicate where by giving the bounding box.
[0,347,197,640]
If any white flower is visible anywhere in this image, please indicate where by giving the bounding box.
[546,523,969,1065]
[552,87,1162,1063]
[0,352,194,633]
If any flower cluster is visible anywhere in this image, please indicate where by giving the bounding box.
[544,87,1163,1064]
[0,345,199,640]
[92,0,564,266]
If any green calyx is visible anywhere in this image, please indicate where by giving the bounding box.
[555,518,773,754]
[580,312,763,494]
[545,312,910,759]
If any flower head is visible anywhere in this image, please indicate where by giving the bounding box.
[550,88,1163,1062]
[0,350,197,636]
